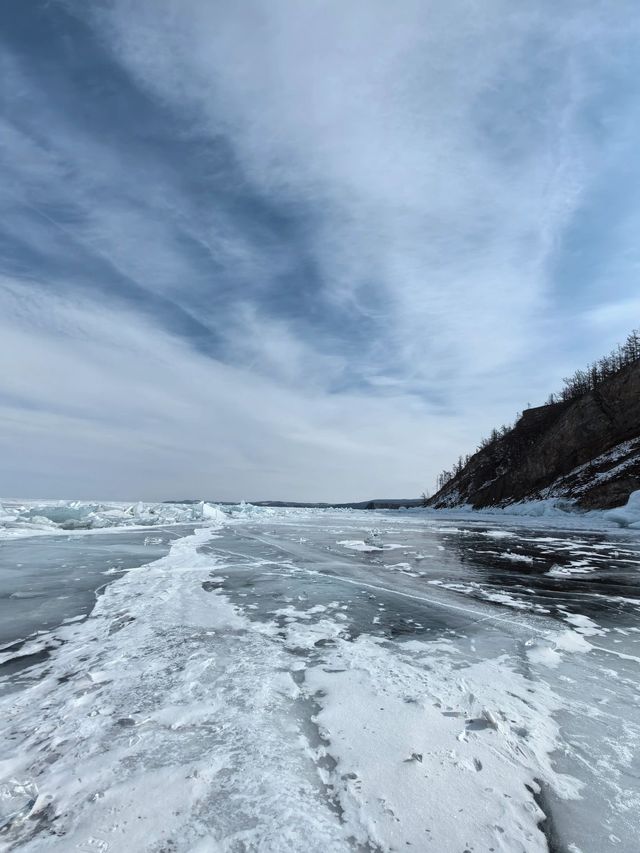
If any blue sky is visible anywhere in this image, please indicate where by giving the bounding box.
[1,0,639,501]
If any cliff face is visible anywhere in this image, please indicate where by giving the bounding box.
[430,361,640,510]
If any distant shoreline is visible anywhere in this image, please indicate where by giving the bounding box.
[165,498,425,510]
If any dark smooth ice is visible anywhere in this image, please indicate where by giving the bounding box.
[0,526,193,671]
[202,514,640,639]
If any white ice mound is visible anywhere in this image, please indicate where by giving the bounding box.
[605,490,640,528]
[484,498,579,517]
[0,499,228,538]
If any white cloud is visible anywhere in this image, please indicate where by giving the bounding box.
[93,0,604,382]
[2,1,639,499]
[0,278,478,500]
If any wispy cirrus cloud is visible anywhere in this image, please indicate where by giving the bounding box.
[0,0,638,499]
[0,277,465,500]
[89,1,638,378]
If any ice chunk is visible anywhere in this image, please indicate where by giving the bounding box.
[606,490,640,528]
[0,499,229,539]
[0,779,38,833]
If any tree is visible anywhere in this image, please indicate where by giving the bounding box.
[433,327,640,498]
[436,470,454,491]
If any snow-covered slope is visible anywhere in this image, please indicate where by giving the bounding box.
[543,437,640,501]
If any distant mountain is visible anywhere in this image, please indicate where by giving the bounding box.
[430,343,640,511]
[248,498,424,510]
[165,498,423,510]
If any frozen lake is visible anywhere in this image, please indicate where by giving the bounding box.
[1,505,639,852]
[0,528,189,648]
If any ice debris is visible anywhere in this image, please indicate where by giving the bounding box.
[0,499,227,538]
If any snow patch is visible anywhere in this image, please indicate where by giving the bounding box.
[336,539,403,553]
[305,635,581,852]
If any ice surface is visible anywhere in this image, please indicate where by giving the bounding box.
[0,527,352,851]
[1,505,639,851]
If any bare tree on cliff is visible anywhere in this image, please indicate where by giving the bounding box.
[436,470,453,490]
[560,329,640,402]
[433,327,640,496]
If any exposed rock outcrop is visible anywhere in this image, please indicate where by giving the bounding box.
[430,361,640,510]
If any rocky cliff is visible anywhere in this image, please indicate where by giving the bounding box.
[430,360,640,510]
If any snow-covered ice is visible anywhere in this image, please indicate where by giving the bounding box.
[1,502,639,851]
